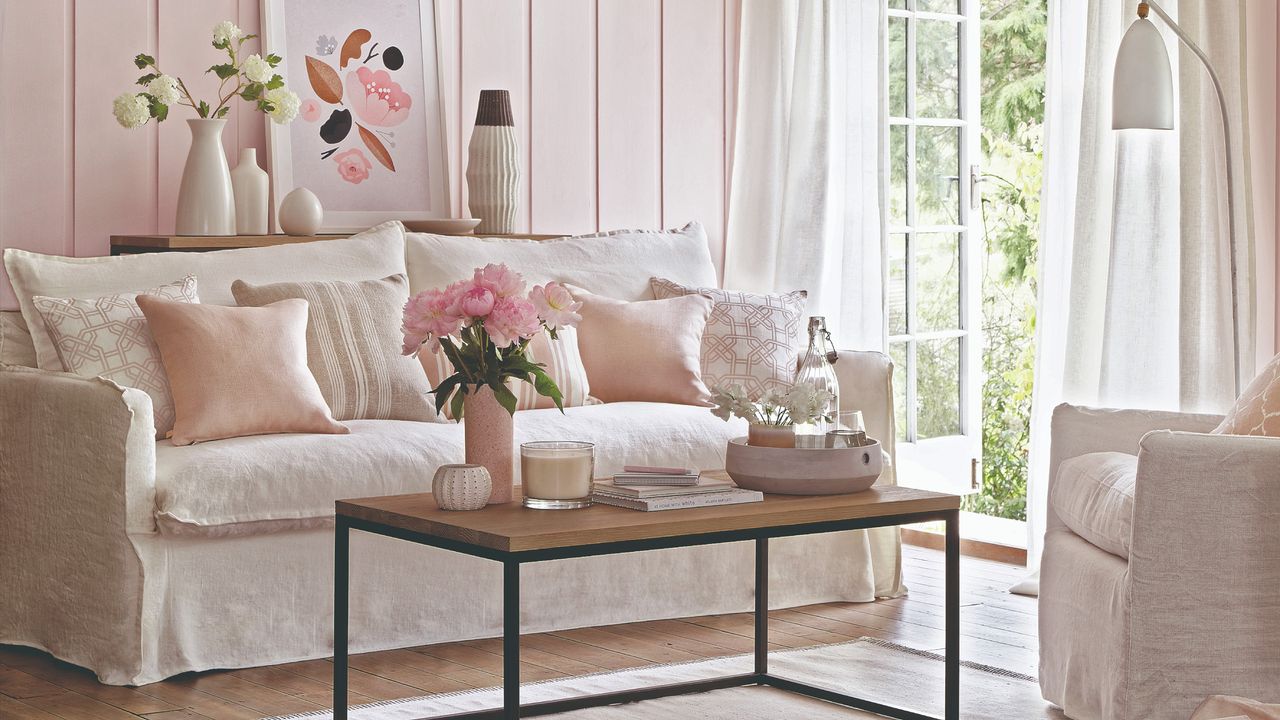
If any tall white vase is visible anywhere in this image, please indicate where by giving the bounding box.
[466,90,520,235]
[175,119,236,236]
[230,148,269,235]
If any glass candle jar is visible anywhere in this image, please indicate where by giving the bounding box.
[520,441,594,509]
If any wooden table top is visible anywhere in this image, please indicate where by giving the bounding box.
[336,471,959,553]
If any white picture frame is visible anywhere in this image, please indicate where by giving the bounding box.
[262,0,451,233]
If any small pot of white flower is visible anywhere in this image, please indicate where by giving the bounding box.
[112,20,300,235]
[710,383,835,449]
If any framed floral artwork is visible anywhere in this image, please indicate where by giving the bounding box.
[262,0,450,232]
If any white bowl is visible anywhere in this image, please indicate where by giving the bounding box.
[724,437,882,495]
[402,218,483,235]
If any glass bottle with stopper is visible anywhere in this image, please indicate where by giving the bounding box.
[794,316,840,447]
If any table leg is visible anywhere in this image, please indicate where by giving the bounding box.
[504,560,520,719]
[333,518,349,720]
[944,510,960,720]
[755,537,768,677]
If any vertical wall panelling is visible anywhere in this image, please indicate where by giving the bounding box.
[662,0,727,273]
[74,0,158,259]
[459,0,532,232]
[435,0,464,219]
[236,0,269,224]
[597,0,662,231]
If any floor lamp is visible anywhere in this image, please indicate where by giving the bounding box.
[1112,0,1243,396]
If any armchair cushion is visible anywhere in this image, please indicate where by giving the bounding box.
[1051,451,1136,558]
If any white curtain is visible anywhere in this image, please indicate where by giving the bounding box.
[1025,0,1255,577]
[724,0,884,351]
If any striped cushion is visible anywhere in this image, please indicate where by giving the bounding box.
[231,275,435,422]
[421,326,591,418]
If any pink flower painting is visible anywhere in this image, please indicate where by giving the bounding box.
[300,98,323,122]
[344,67,412,127]
[333,148,372,184]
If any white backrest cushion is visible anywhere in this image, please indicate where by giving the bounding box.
[0,311,36,367]
[404,222,718,300]
[4,221,407,370]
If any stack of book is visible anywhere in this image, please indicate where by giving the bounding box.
[592,465,764,511]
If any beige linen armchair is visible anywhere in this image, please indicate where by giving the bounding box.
[1039,404,1280,720]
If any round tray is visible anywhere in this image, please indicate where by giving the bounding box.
[724,437,882,495]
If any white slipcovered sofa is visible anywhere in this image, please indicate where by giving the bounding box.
[0,221,903,685]
[1039,404,1280,720]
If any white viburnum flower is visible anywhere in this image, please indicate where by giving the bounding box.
[112,92,151,129]
[784,382,834,425]
[146,74,180,105]
[241,54,272,84]
[212,20,243,47]
[265,87,300,124]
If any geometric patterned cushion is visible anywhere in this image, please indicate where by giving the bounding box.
[650,277,807,400]
[1214,351,1280,436]
[32,275,199,438]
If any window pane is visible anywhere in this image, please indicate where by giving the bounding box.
[888,17,907,117]
[916,20,959,118]
[915,232,959,331]
[889,124,908,226]
[890,341,908,441]
[916,337,961,439]
[888,233,908,335]
[888,0,907,8]
[915,125,960,226]
[917,0,960,13]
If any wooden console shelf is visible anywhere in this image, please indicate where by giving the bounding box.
[110,232,564,254]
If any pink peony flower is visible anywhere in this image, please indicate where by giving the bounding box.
[457,284,496,318]
[344,67,412,128]
[334,148,372,184]
[529,282,582,330]
[300,98,323,122]
[473,263,525,299]
[485,297,541,348]
[401,288,462,355]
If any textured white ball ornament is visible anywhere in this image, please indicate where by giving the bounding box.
[278,187,324,236]
[432,464,493,511]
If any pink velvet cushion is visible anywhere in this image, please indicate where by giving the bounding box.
[1214,351,1280,436]
[568,285,713,405]
[136,295,348,445]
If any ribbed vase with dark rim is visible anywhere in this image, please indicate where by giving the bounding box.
[466,89,520,234]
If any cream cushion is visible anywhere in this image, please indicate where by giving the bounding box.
[154,402,747,537]
[403,222,718,301]
[0,311,35,367]
[1214,351,1280,436]
[3,221,407,369]
[1051,451,1137,558]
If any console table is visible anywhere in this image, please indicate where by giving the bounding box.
[334,481,962,720]
[110,232,563,254]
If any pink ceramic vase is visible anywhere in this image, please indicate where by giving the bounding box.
[463,385,515,504]
[747,423,796,448]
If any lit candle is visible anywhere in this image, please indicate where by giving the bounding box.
[520,441,594,509]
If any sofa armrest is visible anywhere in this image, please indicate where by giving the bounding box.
[833,349,897,485]
[1126,430,1280,719]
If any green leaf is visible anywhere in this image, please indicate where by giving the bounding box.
[134,53,155,69]
[136,73,158,86]
[215,106,230,119]
[530,367,564,412]
[147,97,169,122]
[239,33,258,44]
[212,38,229,50]
[431,374,463,417]
[208,63,238,79]
[449,386,467,421]
[240,83,262,101]
[196,100,210,118]
[265,74,285,90]
[491,384,519,416]
[266,53,283,66]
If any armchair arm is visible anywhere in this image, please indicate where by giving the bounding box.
[832,349,897,485]
[1126,430,1280,720]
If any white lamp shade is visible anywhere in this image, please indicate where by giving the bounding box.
[1112,17,1174,129]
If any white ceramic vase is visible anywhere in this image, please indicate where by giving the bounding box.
[432,464,493,511]
[466,90,520,234]
[230,148,269,235]
[278,187,323,235]
[175,119,236,236]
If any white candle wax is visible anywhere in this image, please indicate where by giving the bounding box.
[521,449,594,500]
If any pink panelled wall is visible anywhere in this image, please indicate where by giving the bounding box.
[0,0,739,310]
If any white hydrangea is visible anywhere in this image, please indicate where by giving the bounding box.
[265,87,300,124]
[112,92,151,129]
[212,20,243,47]
[146,74,180,105]
[241,54,272,84]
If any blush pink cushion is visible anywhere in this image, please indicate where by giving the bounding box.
[1214,351,1280,436]
[568,285,713,405]
[136,295,348,445]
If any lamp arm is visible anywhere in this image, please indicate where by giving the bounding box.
[1146,0,1243,396]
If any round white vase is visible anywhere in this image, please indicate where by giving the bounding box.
[432,464,493,511]
[278,187,323,235]
[230,148,269,235]
[175,119,236,236]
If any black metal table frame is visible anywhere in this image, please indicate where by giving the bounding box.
[334,508,959,720]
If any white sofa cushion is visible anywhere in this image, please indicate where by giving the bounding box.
[4,221,407,370]
[404,222,718,301]
[154,402,747,537]
[1051,451,1137,558]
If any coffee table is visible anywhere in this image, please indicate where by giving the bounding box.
[333,471,961,720]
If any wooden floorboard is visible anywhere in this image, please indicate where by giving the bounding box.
[2,547,1034,720]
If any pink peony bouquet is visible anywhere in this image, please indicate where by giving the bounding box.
[401,263,582,418]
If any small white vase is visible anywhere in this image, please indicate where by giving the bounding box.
[466,90,520,234]
[432,464,493,511]
[230,148,269,235]
[278,187,323,235]
[175,119,236,236]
